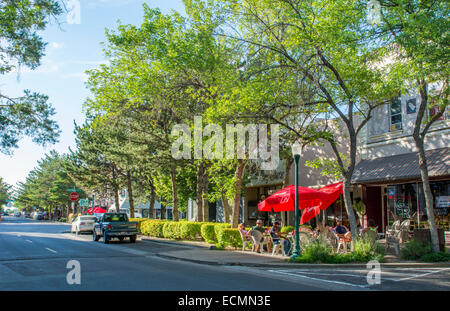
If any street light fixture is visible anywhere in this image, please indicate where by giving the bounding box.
[291,141,302,260]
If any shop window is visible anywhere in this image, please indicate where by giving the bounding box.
[387,182,449,231]
[390,98,402,131]
[387,184,418,228]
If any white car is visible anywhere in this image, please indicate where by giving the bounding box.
[71,216,97,235]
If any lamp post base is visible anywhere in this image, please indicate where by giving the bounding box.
[290,251,301,260]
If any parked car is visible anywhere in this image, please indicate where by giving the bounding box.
[93,213,139,244]
[71,216,97,235]
[41,212,49,220]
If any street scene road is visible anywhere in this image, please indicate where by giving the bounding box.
[0,216,448,291]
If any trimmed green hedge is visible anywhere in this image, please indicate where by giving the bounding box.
[140,219,166,237]
[200,223,217,243]
[216,228,244,249]
[138,219,239,245]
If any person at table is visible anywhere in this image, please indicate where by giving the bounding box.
[334,218,351,242]
[312,221,327,239]
[269,221,292,256]
[248,219,266,252]
[361,219,378,235]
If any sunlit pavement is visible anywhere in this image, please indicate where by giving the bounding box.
[0,216,448,291]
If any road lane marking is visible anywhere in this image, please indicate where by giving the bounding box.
[25,240,32,243]
[267,269,369,289]
[45,248,57,253]
[393,268,450,282]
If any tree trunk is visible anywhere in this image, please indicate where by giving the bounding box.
[148,185,155,219]
[196,162,204,222]
[112,166,120,212]
[343,176,358,244]
[232,159,246,228]
[127,170,135,218]
[415,140,440,252]
[170,165,179,221]
[413,79,440,252]
[202,168,210,222]
[221,192,232,224]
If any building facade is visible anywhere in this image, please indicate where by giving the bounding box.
[353,94,450,233]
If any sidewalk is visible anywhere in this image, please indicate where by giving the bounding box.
[139,235,450,269]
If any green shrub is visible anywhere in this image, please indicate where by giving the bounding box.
[178,222,203,240]
[58,218,67,223]
[214,223,231,239]
[129,218,149,233]
[419,252,450,262]
[200,223,218,243]
[290,237,384,264]
[216,228,243,249]
[163,221,181,239]
[140,219,166,237]
[400,239,432,260]
[199,223,231,244]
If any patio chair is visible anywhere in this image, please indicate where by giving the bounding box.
[250,230,265,253]
[270,235,283,256]
[336,236,348,253]
[385,220,400,236]
[385,219,411,256]
[239,230,251,251]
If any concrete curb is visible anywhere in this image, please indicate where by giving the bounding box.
[155,253,450,269]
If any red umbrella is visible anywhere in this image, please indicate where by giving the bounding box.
[86,207,107,214]
[258,182,343,224]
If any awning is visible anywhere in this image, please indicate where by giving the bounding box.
[352,147,450,184]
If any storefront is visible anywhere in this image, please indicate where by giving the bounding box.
[385,181,449,230]
[353,147,450,233]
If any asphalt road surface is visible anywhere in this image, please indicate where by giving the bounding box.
[0,216,448,291]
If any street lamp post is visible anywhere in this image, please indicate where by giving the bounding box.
[290,141,302,260]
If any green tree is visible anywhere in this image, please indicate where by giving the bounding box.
[375,0,449,252]
[0,0,63,154]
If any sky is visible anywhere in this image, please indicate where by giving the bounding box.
[0,0,185,188]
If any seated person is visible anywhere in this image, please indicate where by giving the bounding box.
[334,218,351,242]
[312,221,326,237]
[238,223,251,241]
[269,221,292,256]
[248,219,266,252]
[361,219,378,235]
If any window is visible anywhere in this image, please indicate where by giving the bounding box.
[390,98,402,131]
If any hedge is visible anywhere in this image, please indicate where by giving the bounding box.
[140,219,166,237]
[200,223,217,243]
[216,228,244,249]
[129,218,149,234]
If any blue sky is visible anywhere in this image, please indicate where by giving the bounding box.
[0,0,185,187]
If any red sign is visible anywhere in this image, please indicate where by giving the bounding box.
[70,192,79,201]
